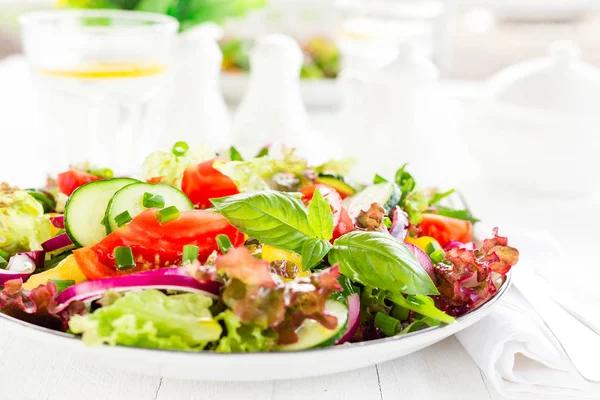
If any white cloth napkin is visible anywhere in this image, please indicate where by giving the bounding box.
[455,231,600,399]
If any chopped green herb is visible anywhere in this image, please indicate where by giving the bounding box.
[0,255,7,269]
[374,312,400,336]
[428,189,455,205]
[114,246,135,270]
[383,216,392,229]
[172,141,189,157]
[425,241,442,256]
[0,249,9,261]
[435,207,480,223]
[87,168,114,179]
[49,278,76,294]
[229,146,244,162]
[182,245,200,263]
[143,192,165,209]
[114,210,133,227]
[216,234,233,254]
[156,206,180,223]
[430,249,445,264]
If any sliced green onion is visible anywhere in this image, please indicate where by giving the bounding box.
[114,246,135,270]
[374,312,400,337]
[256,146,269,158]
[0,249,9,261]
[229,146,244,162]
[156,206,180,223]
[87,168,113,179]
[430,249,445,264]
[373,174,388,184]
[216,234,233,254]
[425,240,442,256]
[391,305,410,322]
[49,278,76,294]
[182,245,200,264]
[142,192,165,209]
[172,141,189,157]
[114,210,133,227]
[0,255,7,269]
[383,216,392,229]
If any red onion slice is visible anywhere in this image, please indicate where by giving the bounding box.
[404,243,437,285]
[54,267,221,311]
[50,215,65,229]
[336,293,360,345]
[389,206,409,241]
[42,233,73,252]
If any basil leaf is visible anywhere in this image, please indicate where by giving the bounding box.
[307,189,333,241]
[329,231,439,295]
[388,293,454,324]
[211,192,312,252]
[301,238,332,271]
[434,207,480,223]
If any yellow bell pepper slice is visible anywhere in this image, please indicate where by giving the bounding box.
[261,245,310,277]
[405,236,439,252]
[23,254,87,290]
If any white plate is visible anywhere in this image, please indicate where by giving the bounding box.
[0,274,510,381]
[220,72,341,108]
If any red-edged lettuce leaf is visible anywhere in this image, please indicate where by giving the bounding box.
[355,203,386,232]
[0,279,86,331]
[191,247,342,345]
[433,228,518,316]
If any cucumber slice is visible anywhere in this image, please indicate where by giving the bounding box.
[105,182,193,232]
[64,178,138,247]
[344,182,400,217]
[316,174,357,197]
[276,300,348,351]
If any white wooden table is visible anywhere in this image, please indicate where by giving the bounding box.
[0,56,596,400]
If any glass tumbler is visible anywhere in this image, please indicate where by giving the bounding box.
[19,10,179,175]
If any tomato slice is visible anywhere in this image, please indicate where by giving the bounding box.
[418,214,473,247]
[181,159,239,209]
[300,184,353,239]
[56,169,101,196]
[73,209,244,280]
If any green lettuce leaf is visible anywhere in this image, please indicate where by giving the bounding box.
[140,142,215,188]
[329,231,439,296]
[212,157,275,192]
[214,310,275,352]
[68,290,222,350]
[0,183,54,256]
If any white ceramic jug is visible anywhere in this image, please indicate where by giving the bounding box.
[338,43,439,182]
[166,27,231,150]
[230,34,314,159]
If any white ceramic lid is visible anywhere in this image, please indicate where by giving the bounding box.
[486,41,600,115]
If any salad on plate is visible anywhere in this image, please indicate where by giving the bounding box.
[0,143,518,352]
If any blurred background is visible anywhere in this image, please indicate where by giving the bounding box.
[2,0,600,79]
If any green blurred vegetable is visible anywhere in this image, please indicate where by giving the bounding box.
[220,36,341,79]
[140,142,215,188]
[214,310,275,352]
[59,0,267,32]
[69,290,222,350]
[0,183,53,256]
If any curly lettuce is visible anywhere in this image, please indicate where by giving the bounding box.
[68,290,222,350]
[0,183,53,256]
[140,143,215,188]
[214,310,275,352]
